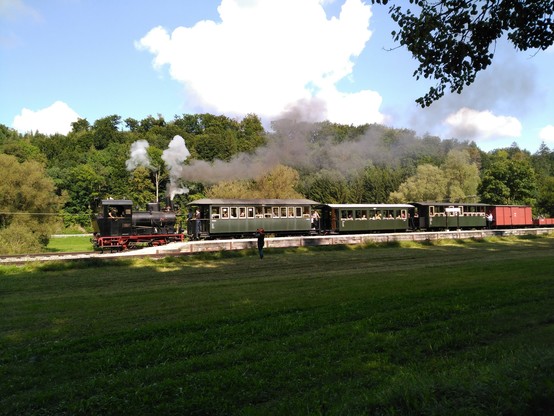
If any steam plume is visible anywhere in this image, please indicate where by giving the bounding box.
[162,135,191,199]
[125,140,152,170]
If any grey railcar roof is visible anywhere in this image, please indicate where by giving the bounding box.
[412,201,489,207]
[321,203,414,209]
[188,198,320,206]
[101,199,133,206]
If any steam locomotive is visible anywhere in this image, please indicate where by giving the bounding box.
[91,198,553,251]
[91,199,184,251]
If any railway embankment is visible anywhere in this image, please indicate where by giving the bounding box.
[124,227,554,256]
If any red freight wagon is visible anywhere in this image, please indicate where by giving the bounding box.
[534,218,554,226]
[490,205,533,228]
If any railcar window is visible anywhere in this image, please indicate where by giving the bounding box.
[211,207,219,218]
[256,207,264,218]
[287,207,294,217]
[264,207,273,218]
[248,207,255,218]
[429,206,435,217]
[273,207,280,218]
[221,207,229,219]
[280,207,287,217]
[341,210,354,219]
[295,207,302,217]
[302,206,310,218]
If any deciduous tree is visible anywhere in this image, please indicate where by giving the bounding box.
[478,150,537,205]
[0,154,64,253]
[253,165,303,199]
[442,149,480,202]
[389,164,448,202]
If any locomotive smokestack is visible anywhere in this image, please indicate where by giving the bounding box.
[165,196,174,211]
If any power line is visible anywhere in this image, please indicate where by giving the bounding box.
[0,212,87,216]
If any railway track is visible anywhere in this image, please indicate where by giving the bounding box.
[0,245,192,264]
[0,251,104,265]
[2,227,553,265]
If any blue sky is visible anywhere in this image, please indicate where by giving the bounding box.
[1,0,553,153]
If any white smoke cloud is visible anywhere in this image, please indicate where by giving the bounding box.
[12,101,80,135]
[126,140,152,171]
[135,0,384,126]
[162,135,191,199]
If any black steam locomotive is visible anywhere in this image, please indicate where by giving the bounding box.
[91,199,184,251]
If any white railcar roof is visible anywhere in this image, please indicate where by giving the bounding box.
[188,198,319,206]
[321,204,414,209]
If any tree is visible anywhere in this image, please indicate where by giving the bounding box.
[60,163,108,227]
[92,115,122,150]
[531,143,554,216]
[205,180,253,199]
[299,170,350,204]
[389,164,448,202]
[372,1,554,106]
[205,165,303,199]
[0,124,20,146]
[71,118,90,133]
[350,164,405,203]
[237,113,266,152]
[127,166,156,209]
[442,149,480,202]
[535,176,554,217]
[0,154,64,253]
[1,138,46,164]
[478,150,537,205]
[253,165,303,199]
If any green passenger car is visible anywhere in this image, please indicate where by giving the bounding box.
[319,204,414,234]
[412,202,488,230]
[186,199,319,238]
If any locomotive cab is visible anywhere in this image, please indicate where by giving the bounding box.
[92,199,133,237]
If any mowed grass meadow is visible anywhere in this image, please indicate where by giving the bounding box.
[47,235,94,252]
[2,235,554,415]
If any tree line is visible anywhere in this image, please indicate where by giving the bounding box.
[1,113,553,254]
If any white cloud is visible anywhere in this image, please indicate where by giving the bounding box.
[136,0,384,125]
[13,101,80,135]
[444,107,521,140]
[539,125,554,143]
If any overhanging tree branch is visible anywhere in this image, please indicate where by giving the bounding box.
[371,0,554,106]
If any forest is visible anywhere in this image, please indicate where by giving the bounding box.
[1,112,554,253]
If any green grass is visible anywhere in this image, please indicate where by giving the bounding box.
[46,235,94,252]
[2,236,554,415]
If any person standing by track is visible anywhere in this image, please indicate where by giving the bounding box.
[255,228,265,259]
